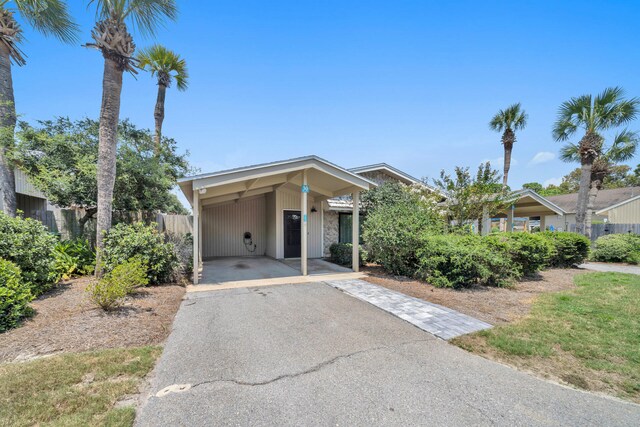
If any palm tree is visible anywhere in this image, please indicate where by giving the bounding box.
[489,103,528,188]
[553,87,639,237]
[137,44,188,153]
[0,0,76,216]
[86,0,177,274]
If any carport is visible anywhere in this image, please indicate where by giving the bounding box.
[178,156,375,284]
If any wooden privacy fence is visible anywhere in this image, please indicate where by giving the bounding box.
[569,223,640,242]
[32,206,192,245]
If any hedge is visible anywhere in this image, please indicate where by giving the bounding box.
[592,234,640,264]
[539,231,590,267]
[0,259,33,332]
[329,243,366,268]
[485,232,553,276]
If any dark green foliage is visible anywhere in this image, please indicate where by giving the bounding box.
[0,259,34,332]
[53,239,96,280]
[540,231,591,267]
[592,234,640,264]
[0,213,57,295]
[362,182,443,276]
[329,243,366,268]
[102,223,178,284]
[165,232,193,278]
[416,234,518,288]
[485,233,553,276]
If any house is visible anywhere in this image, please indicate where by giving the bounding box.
[0,169,49,221]
[544,187,640,230]
[177,156,429,283]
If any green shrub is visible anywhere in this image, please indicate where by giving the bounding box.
[0,212,57,295]
[329,243,366,267]
[87,258,149,310]
[0,259,33,331]
[165,232,193,279]
[416,234,518,288]
[53,239,96,280]
[484,232,553,276]
[102,223,178,284]
[592,234,640,264]
[540,231,591,267]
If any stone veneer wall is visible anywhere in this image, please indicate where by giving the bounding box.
[323,209,339,257]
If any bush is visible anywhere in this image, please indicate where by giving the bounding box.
[484,233,553,276]
[592,234,640,264]
[164,232,193,280]
[416,234,518,288]
[87,258,149,310]
[102,222,178,284]
[0,259,33,332]
[329,243,366,268]
[540,231,591,267]
[53,239,96,280]
[0,212,57,295]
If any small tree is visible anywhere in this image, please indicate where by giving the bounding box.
[489,103,527,188]
[434,162,506,233]
[14,118,191,236]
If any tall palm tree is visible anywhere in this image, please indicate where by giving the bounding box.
[553,87,639,237]
[560,129,638,233]
[137,44,188,153]
[86,0,177,274]
[489,103,528,188]
[0,0,76,216]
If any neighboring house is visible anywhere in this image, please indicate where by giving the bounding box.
[0,169,49,220]
[544,187,640,230]
[179,156,430,282]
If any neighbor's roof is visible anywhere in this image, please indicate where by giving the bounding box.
[349,163,422,185]
[546,187,640,213]
[507,189,566,216]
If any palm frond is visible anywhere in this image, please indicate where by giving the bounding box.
[489,103,527,132]
[89,0,177,36]
[137,44,188,90]
[14,0,79,43]
[606,129,639,163]
[559,143,580,163]
[552,94,591,141]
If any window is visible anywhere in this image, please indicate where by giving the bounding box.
[338,213,364,244]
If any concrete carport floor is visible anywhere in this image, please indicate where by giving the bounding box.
[136,282,640,426]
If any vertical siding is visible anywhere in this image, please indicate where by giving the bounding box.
[15,169,46,198]
[608,199,640,223]
[265,192,276,258]
[201,195,266,257]
[275,188,322,258]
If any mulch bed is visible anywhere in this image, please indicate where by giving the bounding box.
[362,265,585,325]
[0,277,185,363]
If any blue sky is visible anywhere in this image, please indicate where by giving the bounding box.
[12,1,640,208]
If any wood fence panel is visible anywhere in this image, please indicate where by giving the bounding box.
[570,223,640,241]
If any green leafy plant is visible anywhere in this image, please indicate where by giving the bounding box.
[0,259,34,332]
[329,243,366,268]
[416,234,518,288]
[102,222,178,284]
[53,239,96,280]
[87,258,149,311]
[0,212,57,295]
[592,234,640,264]
[485,232,553,276]
[539,231,591,267]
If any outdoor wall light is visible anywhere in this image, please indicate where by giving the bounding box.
[311,206,317,213]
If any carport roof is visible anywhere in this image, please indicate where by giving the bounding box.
[178,155,376,206]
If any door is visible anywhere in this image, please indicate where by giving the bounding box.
[283,210,301,258]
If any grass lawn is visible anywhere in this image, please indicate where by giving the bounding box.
[0,346,162,427]
[454,272,640,403]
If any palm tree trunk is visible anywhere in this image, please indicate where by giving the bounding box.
[154,83,166,154]
[502,145,512,188]
[95,57,123,276]
[575,160,593,236]
[0,44,17,217]
[585,179,601,239]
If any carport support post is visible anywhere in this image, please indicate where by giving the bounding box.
[301,170,308,276]
[507,204,514,232]
[193,190,200,284]
[352,191,360,272]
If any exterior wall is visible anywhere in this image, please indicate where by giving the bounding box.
[543,213,608,231]
[15,169,46,199]
[607,198,640,223]
[358,170,400,185]
[265,191,276,258]
[275,188,322,258]
[201,195,266,258]
[323,208,339,257]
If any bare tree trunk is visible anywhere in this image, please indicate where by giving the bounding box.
[95,58,123,276]
[575,160,593,236]
[154,83,166,154]
[585,179,601,239]
[0,44,17,217]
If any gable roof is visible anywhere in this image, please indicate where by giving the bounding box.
[546,187,640,213]
[507,189,566,216]
[349,163,422,186]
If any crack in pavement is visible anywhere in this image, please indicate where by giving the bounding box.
[175,338,431,393]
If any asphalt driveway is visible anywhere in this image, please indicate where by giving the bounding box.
[136,282,640,426]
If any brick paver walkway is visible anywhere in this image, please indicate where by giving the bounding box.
[325,279,492,340]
